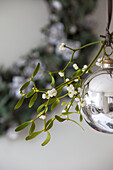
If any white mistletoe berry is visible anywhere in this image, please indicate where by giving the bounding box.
[68,91,77,98]
[66,78,69,82]
[59,43,65,51]
[75,98,80,102]
[74,79,79,82]
[96,62,102,67]
[67,84,77,98]
[42,93,47,99]
[67,84,74,92]
[39,115,46,120]
[96,58,102,67]
[81,101,86,107]
[47,88,57,98]
[73,63,79,70]
[82,65,88,73]
[58,71,64,77]
[97,58,102,62]
[62,109,66,113]
[78,87,82,93]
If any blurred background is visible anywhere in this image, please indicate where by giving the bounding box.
[0,0,113,170]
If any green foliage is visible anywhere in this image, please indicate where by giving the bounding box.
[55,115,66,122]
[88,70,93,74]
[41,132,51,146]
[80,114,83,122]
[69,119,84,130]
[45,119,54,131]
[51,99,60,111]
[29,93,37,108]
[56,87,63,97]
[37,103,45,113]
[36,110,45,119]
[14,96,24,110]
[50,74,55,87]
[72,69,82,78]
[15,121,31,132]
[75,104,79,112]
[61,102,67,105]
[26,90,35,98]
[0,0,98,144]
[48,98,56,105]
[14,38,104,145]
[32,63,40,78]
[26,130,43,141]
[62,112,74,115]
[29,122,35,135]
[20,81,30,92]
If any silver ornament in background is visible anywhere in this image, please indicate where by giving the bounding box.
[82,59,113,133]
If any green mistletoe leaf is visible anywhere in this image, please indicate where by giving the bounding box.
[48,98,56,105]
[37,103,45,113]
[69,119,84,130]
[56,87,63,97]
[61,102,67,106]
[80,114,83,122]
[88,70,92,74]
[75,104,79,112]
[29,121,35,135]
[20,81,30,91]
[36,110,45,119]
[71,69,81,78]
[45,119,54,131]
[62,112,74,115]
[50,75,55,87]
[32,63,40,78]
[55,115,66,122]
[44,106,48,113]
[14,96,24,110]
[29,93,37,108]
[26,90,35,98]
[41,131,51,146]
[51,99,60,111]
[15,121,31,132]
[25,130,43,141]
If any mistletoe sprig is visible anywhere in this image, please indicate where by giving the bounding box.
[14,39,106,146]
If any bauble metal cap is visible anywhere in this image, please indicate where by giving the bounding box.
[102,59,113,69]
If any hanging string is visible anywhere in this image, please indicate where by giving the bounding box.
[106,0,112,46]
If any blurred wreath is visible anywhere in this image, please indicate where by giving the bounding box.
[0,0,97,138]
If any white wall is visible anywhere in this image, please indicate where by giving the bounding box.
[0,0,113,170]
[0,0,49,68]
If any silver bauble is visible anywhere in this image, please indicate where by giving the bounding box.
[82,59,113,133]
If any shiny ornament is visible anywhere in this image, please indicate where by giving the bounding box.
[82,59,113,133]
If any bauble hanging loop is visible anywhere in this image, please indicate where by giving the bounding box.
[104,45,113,57]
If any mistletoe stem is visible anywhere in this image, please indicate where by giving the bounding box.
[81,41,106,76]
[65,40,102,52]
[58,93,69,99]
[71,51,75,61]
[55,41,106,90]
[62,61,71,72]
[43,119,46,131]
